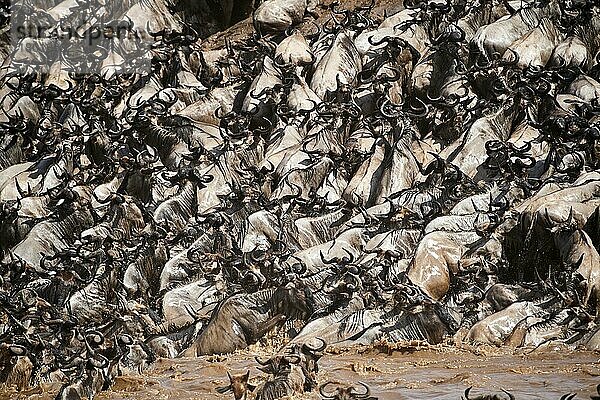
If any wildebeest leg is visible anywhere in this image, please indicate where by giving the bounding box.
[555,230,600,315]
[503,317,529,348]
[252,314,286,339]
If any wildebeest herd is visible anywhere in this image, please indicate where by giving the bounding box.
[0,0,600,398]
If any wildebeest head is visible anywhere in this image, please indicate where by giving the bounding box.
[462,386,515,400]
[299,337,326,372]
[287,337,327,391]
[216,370,256,400]
[271,282,314,319]
[254,354,301,375]
[319,381,377,399]
[0,200,21,255]
[392,283,435,311]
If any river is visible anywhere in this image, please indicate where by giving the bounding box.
[5,343,598,400]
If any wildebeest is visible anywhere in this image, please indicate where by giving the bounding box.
[183,285,310,356]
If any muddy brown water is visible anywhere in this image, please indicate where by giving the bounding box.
[4,343,599,400]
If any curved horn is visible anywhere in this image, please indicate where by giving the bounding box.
[485,140,504,154]
[88,354,109,369]
[248,251,265,266]
[426,89,444,104]
[510,141,531,153]
[501,389,515,400]
[272,239,287,256]
[255,356,271,366]
[249,86,272,100]
[118,334,134,346]
[420,200,442,219]
[15,178,30,198]
[513,156,536,169]
[421,152,444,175]
[559,394,576,400]
[350,381,371,397]
[368,34,395,47]
[8,344,27,356]
[318,382,337,399]
[302,337,326,353]
[342,247,355,264]
[85,330,104,346]
[407,96,428,117]
[320,250,337,265]
[463,387,473,400]
[379,97,404,118]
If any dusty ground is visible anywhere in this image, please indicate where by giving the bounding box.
[200,0,405,50]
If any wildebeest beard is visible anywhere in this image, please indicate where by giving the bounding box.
[270,284,315,321]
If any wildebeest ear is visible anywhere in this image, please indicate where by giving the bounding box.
[216,385,232,394]
[243,370,250,381]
